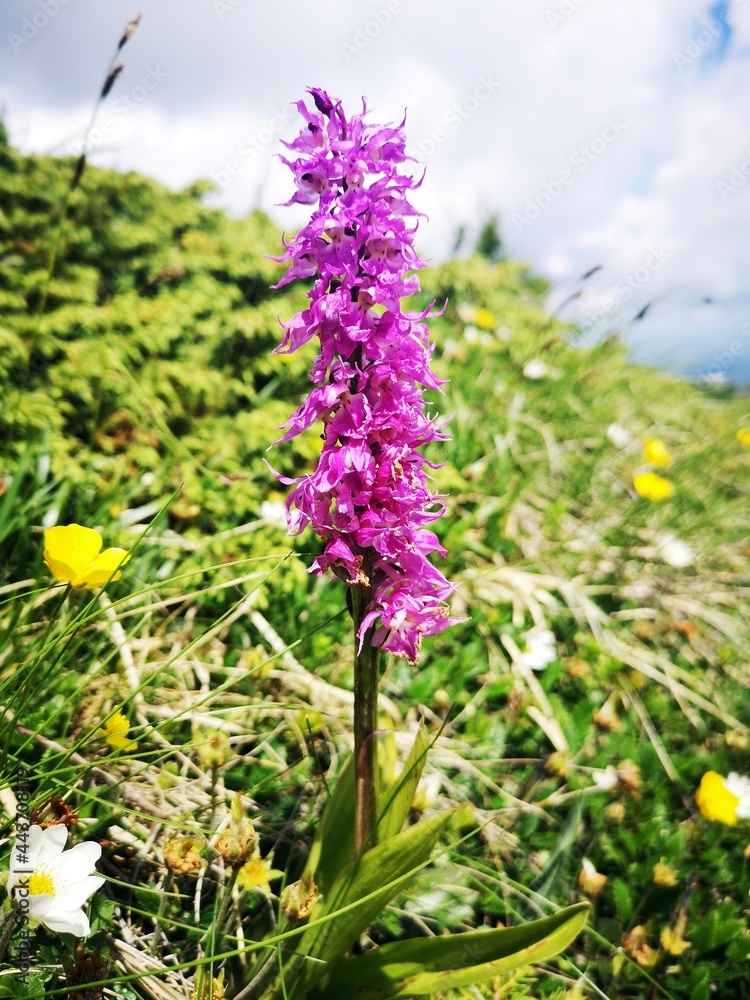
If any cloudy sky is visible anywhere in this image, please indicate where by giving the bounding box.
[2,0,749,380]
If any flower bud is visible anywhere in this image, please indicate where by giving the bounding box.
[433,689,451,712]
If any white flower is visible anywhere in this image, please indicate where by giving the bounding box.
[412,772,441,813]
[592,766,619,791]
[658,534,694,569]
[259,501,288,531]
[725,773,750,819]
[606,423,632,448]
[520,629,558,671]
[8,825,104,937]
[456,303,475,324]
[523,359,552,380]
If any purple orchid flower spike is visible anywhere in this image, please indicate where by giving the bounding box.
[272,87,460,665]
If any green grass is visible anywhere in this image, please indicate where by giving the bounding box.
[0,137,749,999]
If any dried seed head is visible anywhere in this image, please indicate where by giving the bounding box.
[215,793,258,868]
[164,837,202,875]
[622,925,658,968]
[118,13,142,50]
[579,858,607,899]
[31,795,79,829]
[101,63,125,100]
[593,699,621,732]
[195,728,231,771]
[280,870,319,922]
[616,759,641,795]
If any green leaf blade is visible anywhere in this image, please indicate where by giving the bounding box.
[309,902,590,1000]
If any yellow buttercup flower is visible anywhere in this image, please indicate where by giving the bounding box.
[44,524,129,589]
[474,307,496,332]
[643,437,672,468]
[696,770,750,826]
[737,428,750,448]
[633,471,674,501]
[97,711,138,752]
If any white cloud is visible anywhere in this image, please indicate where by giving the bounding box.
[1,0,748,373]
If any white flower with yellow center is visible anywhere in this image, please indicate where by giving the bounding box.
[8,825,104,937]
[520,629,558,672]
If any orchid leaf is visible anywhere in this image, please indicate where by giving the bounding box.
[307,902,590,999]
[376,726,431,842]
[306,753,355,898]
[290,810,454,997]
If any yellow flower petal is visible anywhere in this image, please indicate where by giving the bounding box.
[474,307,496,332]
[43,553,79,586]
[633,471,674,501]
[237,856,282,894]
[696,771,739,826]
[44,524,102,584]
[97,711,138,752]
[737,428,750,448]
[73,548,130,589]
[43,524,128,590]
[643,437,672,468]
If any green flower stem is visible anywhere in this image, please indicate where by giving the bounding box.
[233,950,279,1000]
[213,864,241,946]
[150,868,174,955]
[351,577,380,857]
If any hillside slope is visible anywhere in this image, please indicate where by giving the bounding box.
[2,143,750,998]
